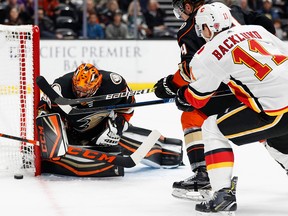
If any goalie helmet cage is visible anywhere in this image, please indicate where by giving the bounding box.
[0,25,41,176]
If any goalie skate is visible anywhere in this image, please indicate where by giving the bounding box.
[195,177,238,216]
[172,167,211,201]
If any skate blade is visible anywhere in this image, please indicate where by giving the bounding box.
[172,189,209,202]
[196,211,236,216]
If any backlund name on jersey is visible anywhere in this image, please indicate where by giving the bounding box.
[203,30,263,61]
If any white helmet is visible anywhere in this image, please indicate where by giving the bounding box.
[195,2,232,41]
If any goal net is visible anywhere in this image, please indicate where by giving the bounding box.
[0,25,41,176]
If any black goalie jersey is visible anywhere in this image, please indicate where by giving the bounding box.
[38,70,135,146]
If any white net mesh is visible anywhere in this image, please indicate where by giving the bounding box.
[0,25,39,176]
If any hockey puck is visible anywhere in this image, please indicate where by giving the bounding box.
[14,174,24,179]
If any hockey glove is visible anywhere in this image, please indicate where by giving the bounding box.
[114,115,129,136]
[175,86,194,112]
[95,118,120,146]
[154,75,178,98]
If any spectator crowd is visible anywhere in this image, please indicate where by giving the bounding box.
[0,0,288,40]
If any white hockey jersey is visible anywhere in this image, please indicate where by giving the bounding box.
[186,25,288,116]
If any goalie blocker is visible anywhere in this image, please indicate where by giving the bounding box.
[36,114,183,177]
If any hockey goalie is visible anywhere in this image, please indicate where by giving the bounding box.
[36,63,183,177]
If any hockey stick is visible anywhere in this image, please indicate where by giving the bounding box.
[36,114,161,167]
[0,132,38,145]
[57,92,232,116]
[66,130,161,168]
[68,98,175,115]
[36,75,174,115]
[36,75,155,105]
[37,114,161,167]
[212,92,233,98]
[36,75,232,115]
[0,129,161,167]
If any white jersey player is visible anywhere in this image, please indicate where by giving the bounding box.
[174,2,288,214]
[188,25,288,115]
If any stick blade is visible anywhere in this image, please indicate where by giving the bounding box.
[130,130,161,164]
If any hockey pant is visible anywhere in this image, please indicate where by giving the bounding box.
[202,103,288,191]
[181,84,239,171]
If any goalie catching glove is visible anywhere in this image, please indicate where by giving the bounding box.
[154,75,178,98]
[175,86,194,112]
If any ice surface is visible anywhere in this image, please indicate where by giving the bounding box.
[1,94,287,216]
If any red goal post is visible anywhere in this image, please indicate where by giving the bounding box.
[0,25,41,176]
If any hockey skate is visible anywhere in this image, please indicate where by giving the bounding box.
[195,176,238,216]
[171,166,212,201]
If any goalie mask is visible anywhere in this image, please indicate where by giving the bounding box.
[72,63,103,98]
[172,0,204,19]
[195,2,232,41]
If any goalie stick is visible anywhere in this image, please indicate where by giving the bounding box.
[37,113,161,167]
[36,75,155,105]
[66,130,161,168]
[0,130,161,167]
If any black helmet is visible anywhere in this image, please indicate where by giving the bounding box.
[172,0,204,19]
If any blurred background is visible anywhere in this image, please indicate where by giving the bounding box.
[0,0,287,40]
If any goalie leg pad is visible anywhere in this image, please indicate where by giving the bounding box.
[41,145,124,177]
[159,137,183,168]
[122,125,183,168]
[141,139,183,169]
[36,113,68,159]
[140,143,162,168]
[41,159,124,177]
